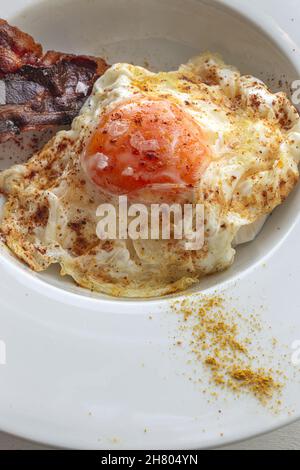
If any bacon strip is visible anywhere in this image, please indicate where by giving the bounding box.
[0,19,109,142]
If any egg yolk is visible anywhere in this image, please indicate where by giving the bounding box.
[82,98,211,195]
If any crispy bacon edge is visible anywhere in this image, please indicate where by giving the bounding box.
[0,19,109,142]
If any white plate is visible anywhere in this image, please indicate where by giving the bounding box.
[0,0,300,450]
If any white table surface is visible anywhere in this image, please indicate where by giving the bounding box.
[0,421,299,449]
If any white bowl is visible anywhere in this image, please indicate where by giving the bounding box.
[0,0,300,450]
[1,0,300,303]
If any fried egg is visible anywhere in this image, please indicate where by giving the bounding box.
[0,53,299,297]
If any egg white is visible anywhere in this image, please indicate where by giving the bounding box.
[0,53,299,297]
